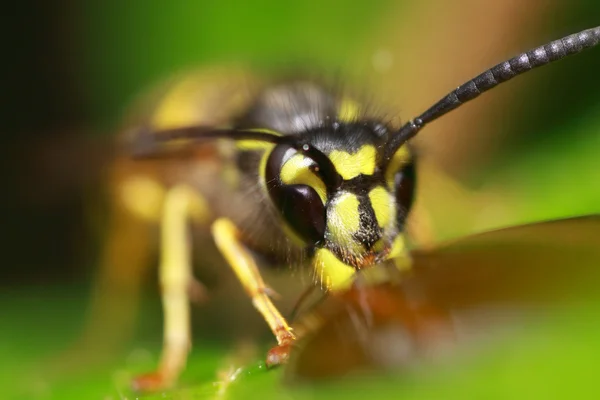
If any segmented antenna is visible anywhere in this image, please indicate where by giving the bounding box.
[385,25,600,161]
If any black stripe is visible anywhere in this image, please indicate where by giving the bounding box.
[352,196,383,250]
[339,173,385,194]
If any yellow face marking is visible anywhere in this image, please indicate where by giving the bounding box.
[313,248,356,291]
[312,234,411,292]
[280,154,327,203]
[385,145,411,188]
[369,186,395,229]
[337,98,360,122]
[327,192,362,253]
[387,234,411,271]
[387,235,406,259]
[329,145,377,180]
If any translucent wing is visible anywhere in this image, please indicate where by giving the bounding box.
[410,215,600,306]
[286,215,600,381]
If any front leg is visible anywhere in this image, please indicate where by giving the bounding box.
[211,218,296,347]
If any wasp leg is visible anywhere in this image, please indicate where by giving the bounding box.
[133,185,210,392]
[211,218,296,348]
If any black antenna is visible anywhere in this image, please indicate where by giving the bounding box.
[130,125,342,186]
[385,25,600,162]
[129,125,283,158]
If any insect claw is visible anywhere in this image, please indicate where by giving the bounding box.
[131,371,171,393]
[265,343,293,368]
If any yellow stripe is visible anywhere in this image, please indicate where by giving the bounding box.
[236,140,275,151]
[329,145,377,180]
[369,186,394,228]
[327,192,362,253]
[258,147,272,189]
[313,248,355,291]
[385,146,411,189]
[236,129,281,150]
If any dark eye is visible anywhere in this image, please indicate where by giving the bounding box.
[394,161,416,229]
[265,144,327,244]
[275,184,326,243]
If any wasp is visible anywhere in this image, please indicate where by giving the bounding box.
[102,26,600,391]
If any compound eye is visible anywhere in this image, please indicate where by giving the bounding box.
[394,161,416,229]
[265,144,327,244]
[277,184,326,243]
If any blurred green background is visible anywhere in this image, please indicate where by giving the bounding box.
[2,1,599,399]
